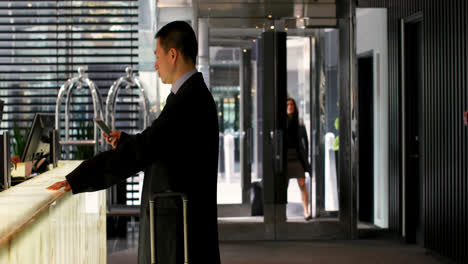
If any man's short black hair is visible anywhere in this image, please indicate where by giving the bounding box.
[156,21,198,64]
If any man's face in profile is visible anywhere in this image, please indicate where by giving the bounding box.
[154,38,174,84]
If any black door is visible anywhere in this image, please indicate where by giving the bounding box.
[357,55,374,223]
[404,20,423,245]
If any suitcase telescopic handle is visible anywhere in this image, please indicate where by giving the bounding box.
[149,192,189,264]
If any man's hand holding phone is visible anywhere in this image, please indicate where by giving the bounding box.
[103,131,121,149]
[93,118,121,148]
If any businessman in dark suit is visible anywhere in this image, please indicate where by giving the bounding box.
[47,21,221,264]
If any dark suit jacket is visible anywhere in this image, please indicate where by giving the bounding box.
[66,72,221,264]
[297,122,311,173]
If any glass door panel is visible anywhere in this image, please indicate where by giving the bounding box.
[274,26,344,240]
[315,29,341,219]
[211,46,242,204]
[209,26,263,221]
[285,36,312,221]
[285,29,341,222]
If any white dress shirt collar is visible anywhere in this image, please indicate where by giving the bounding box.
[171,69,197,94]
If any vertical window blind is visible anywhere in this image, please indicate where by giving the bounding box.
[0,0,139,134]
[0,0,141,204]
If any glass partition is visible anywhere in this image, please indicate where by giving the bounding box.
[210,46,242,204]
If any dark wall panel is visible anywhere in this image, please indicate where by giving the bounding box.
[358,0,467,263]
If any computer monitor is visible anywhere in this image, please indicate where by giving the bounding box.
[21,113,55,162]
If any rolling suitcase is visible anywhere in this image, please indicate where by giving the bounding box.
[149,192,189,264]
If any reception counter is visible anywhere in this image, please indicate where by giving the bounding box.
[0,161,106,264]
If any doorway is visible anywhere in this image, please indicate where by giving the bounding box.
[285,36,312,221]
[197,15,350,242]
[356,8,390,230]
[401,15,423,245]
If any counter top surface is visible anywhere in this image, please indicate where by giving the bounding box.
[0,160,82,246]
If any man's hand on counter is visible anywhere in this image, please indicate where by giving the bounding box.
[46,180,71,192]
[103,130,121,149]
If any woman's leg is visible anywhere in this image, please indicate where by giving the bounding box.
[297,177,310,217]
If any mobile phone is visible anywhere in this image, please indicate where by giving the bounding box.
[93,118,112,135]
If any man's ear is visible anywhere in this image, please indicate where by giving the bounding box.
[169,48,177,61]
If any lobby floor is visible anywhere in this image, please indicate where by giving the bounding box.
[108,239,448,264]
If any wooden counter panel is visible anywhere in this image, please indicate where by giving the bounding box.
[0,161,106,263]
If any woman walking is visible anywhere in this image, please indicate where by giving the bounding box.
[286,98,312,221]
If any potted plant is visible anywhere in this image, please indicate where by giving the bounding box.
[12,125,28,157]
[75,120,94,160]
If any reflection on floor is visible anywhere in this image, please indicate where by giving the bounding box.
[108,220,139,255]
[219,240,446,264]
[108,225,446,264]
